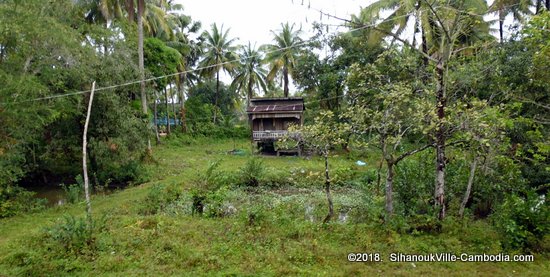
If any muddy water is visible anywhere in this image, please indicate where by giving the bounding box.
[26,185,117,207]
[27,185,67,206]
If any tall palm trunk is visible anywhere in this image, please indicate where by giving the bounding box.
[170,83,177,132]
[283,66,289,97]
[214,71,219,123]
[153,92,161,145]
[137,0,151,152]
[164,87,170,135]
[172,98,178,132]
[247,74,254,107]
[180,73,187,132]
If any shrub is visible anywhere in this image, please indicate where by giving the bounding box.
[61,182,83,204]
[394,152,434,216]
[331,166,356,186]
[43,214,106,256]
[0,185,46,218]
[189,160,226,217]
[204,186,230,218]
[239,157,265,187]
[492,191,549,251]
[261,168,290,188]
[139,184,182,215]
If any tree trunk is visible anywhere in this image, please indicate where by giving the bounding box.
[385,161,394,216]
[164,87,170,135]
[214,71,219,123]
[181,73,187,132]
[137,0,151,153]
[283,66,289,97]
[459,157,477,218]
[376,154,384,195]
[536,0,542,14]
[434,61,447,220]
[82,81,96,220]
[125,0,134,22]
[499,11,504,44]
[323,152,334,223]
[153,92,161,145]
[181,106,187,133]
[171,84,177,132]
[248,74,254,107]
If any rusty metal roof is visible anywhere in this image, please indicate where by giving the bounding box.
[246,104,304,113]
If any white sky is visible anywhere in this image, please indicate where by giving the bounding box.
[172,0,520,95]
[175,0,368,47]
[173,0,368,94]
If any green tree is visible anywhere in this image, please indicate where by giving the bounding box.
[263,23,304,97]
[345,50,434,217]
[199,23,238,123]
[353,0,491,220]
[286,111,349,223]
[230,43,268,106]
[144,37,181,139]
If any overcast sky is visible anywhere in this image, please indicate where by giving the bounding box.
[175,0,367,47]
[172,0,514,95]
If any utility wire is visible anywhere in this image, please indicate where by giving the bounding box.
[0,8,425,106]
[0,2,523,106]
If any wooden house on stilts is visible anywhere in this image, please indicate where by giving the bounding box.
[246,97,304,155]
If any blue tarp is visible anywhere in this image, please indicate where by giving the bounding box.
[154,118,181,126]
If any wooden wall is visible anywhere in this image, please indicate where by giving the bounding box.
[252,117,300,131]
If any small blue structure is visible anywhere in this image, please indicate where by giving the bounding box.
[155,118,180,126]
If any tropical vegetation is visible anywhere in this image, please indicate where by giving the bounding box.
[0,0,548,275]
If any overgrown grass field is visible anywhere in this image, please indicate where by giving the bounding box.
[0,137,548,276]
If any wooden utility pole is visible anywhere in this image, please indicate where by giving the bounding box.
[83,81,95,218]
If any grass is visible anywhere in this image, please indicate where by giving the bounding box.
[0,137,548,276]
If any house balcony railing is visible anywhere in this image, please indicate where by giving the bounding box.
[253,130,300,141]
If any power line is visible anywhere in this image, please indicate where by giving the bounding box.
[0,7,427,106]
[1,2,522,106]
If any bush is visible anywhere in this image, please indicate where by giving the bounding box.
[43,214,106,256]
[0,185,46,218]
[492,191,549,251]
[239,157,265,187]
[139,184,182,215]
[189,160,226,217]
[394,152,434,216]
[61,182,83,204]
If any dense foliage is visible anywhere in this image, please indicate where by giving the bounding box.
[0,0,548,274]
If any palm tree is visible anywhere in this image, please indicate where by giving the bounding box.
[143,2,174,40]
[353,0,491,59]
[165,11,202,131]
[84,0,122,24]
[199,23,238,123]
[136,0,150,151]
[264,23,304,98]
[231,43,268,106]
[489,0,532,43]
[351,0,433,66]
